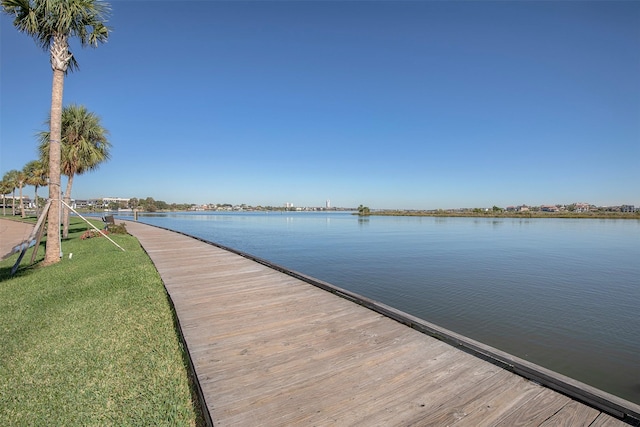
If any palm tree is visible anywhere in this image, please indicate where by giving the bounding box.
[357,204,370,216]
[15,168,28,218]
[0,177,14,216]
[2,0,110,264]
[24,160,48,217]
[3,170,19,216]
[39,104,111,238]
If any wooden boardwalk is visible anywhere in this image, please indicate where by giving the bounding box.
[124,220,640,426]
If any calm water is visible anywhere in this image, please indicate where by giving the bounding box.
[121,211,640,404]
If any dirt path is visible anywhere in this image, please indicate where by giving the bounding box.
[0,218,35,260]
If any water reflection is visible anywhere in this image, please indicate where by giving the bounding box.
[358,217,370,226]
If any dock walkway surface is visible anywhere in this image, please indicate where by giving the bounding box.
[124,219,638,426]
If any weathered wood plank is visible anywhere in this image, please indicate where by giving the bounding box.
[493,387,572,426]
[124,220,637,426]
[402,370,542,426]
[539,400,600,426]
[591,412,640,427]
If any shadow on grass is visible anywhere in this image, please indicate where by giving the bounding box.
[0,265,16,282]
[0,217,97,281]
[61,224,100,241]
[0,254,43,282]
[68,223,98,233]
[1,218,109,283]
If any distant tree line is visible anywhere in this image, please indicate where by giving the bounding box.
[369,209,640,219]
[128,197,191,212]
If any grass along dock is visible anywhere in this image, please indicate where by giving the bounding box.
[124,220,640,426]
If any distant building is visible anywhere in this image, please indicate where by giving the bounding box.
[101,197,130,208]
[506,205,529,212]
[621,205,636,213]
[574,203,590,212]
[0,195,32,207]
[540,205,559,212]
[72,199,94,209]
[326,199,331,209]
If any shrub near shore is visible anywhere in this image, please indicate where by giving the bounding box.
[0,217,203,426]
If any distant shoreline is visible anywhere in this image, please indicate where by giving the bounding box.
[361,210,640,220]
[62,208,640,220]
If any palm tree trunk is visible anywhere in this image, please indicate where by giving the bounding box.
[19,184,25,218]
[11,190,16,216]
[62,175,74,239]
[34,186,40,217]
[44,67,65,265]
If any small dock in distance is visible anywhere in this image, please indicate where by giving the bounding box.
[124,220,640,426]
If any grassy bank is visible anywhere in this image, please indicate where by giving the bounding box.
[0,217,203,426]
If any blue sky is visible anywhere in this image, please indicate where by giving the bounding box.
[2,1,639,209]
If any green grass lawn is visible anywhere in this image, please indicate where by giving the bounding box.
[0,217,204,426]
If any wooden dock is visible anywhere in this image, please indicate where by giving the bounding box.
[124,220,640,426]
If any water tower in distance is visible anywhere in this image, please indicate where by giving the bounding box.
[326,199,331,209]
